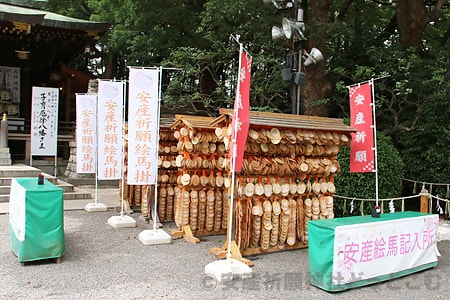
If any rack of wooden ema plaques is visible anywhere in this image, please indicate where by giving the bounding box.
[209,109,356,260]
[154,117,178,222]
[170,115,230,243]
[119,117,178,221]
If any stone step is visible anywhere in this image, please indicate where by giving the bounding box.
[0,183,92,203]
[0,190,93,202]
[60,191,93,200]
[0,176,59,186]
[0,166,41,178]
[0,165,93,203]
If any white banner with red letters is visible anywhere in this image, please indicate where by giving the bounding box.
[349,82,374,172]
[30,86,59,156]
[76,94,97,174]
[97,80,124,180]
[127,68,159,185]
[332,214,439,285]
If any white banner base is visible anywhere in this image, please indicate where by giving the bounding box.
[138,229,171,245]
[205,258,252,282]
[107,215,136,228]
[84,202,107,212]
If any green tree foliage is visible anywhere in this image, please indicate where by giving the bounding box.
[43,0,450,193]
[163,0,292,114]
[326,0,450,191]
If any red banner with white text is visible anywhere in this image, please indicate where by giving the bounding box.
[230,51,251,172]
[349,82,375,172]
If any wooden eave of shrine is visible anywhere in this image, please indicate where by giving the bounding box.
[0,3,110,69]
[211,108,356,134]
[0,3,110,33]
[170,114,216,131]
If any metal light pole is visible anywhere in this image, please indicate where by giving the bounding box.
[266,0,323,115]
[291,1,300,114]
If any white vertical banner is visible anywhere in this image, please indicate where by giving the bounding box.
[76,94,97,174]
[31,86,59,156]
[127,68,160,185]
[97,80,124,180]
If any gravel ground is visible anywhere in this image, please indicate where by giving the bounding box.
[1,210,449,300]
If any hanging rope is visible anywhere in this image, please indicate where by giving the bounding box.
[334,194,419,202]
[436,196,443,214]
[334,179,450,216]
[334,193,446,215]
[389,199,395,213]
[403,178,450,187]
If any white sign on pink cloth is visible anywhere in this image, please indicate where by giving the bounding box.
[230,50,251,172]
[332,214,439,285]
[348,82,375,173]
[76,94,97,174]
[97,80,124,180]
[127,68,159,185]
[30,86,59,156]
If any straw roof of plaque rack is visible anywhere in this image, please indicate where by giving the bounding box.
[170,114,216,130]
[211,108,356,133]
[160,116,176,128]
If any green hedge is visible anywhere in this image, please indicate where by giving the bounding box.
[334,132,405,217]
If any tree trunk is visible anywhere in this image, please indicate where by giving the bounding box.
[302,0,332,117]
[396,0,427,52]
[102,52,118,79]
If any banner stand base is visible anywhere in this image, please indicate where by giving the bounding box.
[84,202,108,212]
[139,229,171,245]
[205,258,252,282]
[108,215,136,228]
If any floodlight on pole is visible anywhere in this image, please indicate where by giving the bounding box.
[263,0,281,9]
[282,17,306,40]
[271,26,286,41]
[303,48,324,66]
[263,0,293,9]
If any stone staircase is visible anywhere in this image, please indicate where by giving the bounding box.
[0,164,93,203]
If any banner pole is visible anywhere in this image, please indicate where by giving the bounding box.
[107,80,136,227]
[95,93,99,206]
[205,39,252,281]
[346,74,390,88]
[153,66,163,230]
[370,79,379,207]
[226,42,243,260]
[83,91,106,212]
[120,80,126,217]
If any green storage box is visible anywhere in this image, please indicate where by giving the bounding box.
[9,177,65,263]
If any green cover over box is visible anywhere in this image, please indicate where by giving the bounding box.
[9,178,65,262]
[308,211,439,292]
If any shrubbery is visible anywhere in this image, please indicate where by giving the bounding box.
[334,132,405,217]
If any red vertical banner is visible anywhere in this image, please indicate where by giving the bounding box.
[349,82,375,172]
[230,50,251,172]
